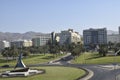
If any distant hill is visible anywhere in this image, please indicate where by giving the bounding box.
[0,30,118,42]
[0,31,43,41]
[107,30,118,35]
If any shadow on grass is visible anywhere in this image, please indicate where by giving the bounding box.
[0,59,14,63]
[28,54,44,58]
[86,54,118,60]
[41,56,55,59]
[85,56,102,60]
[0,59,7,63]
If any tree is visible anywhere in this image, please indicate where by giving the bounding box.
[68,43,76,52]
[47,39,60,56]
[98,44,108,57]
[22,50,30,57]
[60,45,67,53]
[71,46,81,56]
[71,42,83,57]
[29,47,36,54]
[1,48,9,60]
[1,47,19,60]
[12,47,19,59]
[108,41,114,50]
[49,44,60,57]
[88,43,94,50]
[110,43,120,55]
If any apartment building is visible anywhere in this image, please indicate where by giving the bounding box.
[107,34,120,43]
[10,40,32,48]
[83,28,107,49]
[59,29,82,45]
[0,40,10,49]
[32,34,51,47]
[107,27,120,43]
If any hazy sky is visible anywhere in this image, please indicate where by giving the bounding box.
[0,0,120,34]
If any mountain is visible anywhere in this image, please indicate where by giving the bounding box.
[107,30,118,35]
[0,30,118,42]
[0,31,43,41]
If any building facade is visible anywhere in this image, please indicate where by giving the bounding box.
[107,26,120,43]
[83,28,107,49]
[10,40,32,48]
[59,29,81,45]
[23,40,32,47]
[32,34,51,47]
[107,34,120,43]
[0,40,10,49]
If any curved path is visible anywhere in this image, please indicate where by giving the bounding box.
[1,53,120,80]
[44,54,120,80]
[28,63,120,80]
[72,64,120,80]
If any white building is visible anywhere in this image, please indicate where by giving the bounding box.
[56,36,60,42]
[107,34,120,43]
[23,40,32,47]
[0,40,10,49]
[59,29,81,45]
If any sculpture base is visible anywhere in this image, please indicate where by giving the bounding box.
[0,68,44,77]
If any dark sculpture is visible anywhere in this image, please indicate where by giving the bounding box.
[14,53,26,69]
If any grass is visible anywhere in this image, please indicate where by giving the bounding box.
[0,53,65,66]
[0,66,85,80]
[73,52,120,64]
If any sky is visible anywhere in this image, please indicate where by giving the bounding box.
[0,0,120,34]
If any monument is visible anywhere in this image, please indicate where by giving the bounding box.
[0,53,45,77]
[14,53,26,69]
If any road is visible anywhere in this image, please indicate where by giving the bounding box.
[47,54,120,80]
[82,65,120,80]
[1,53,120,80]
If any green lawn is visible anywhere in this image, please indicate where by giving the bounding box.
[0,53,65,66]
[0,66,85,80]
[73,52,120,64]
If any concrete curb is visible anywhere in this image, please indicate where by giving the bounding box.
[79,68,94,80]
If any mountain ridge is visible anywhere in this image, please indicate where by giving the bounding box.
[107,30,118,35]
[0,30,118,41]
[0,31,43,41]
